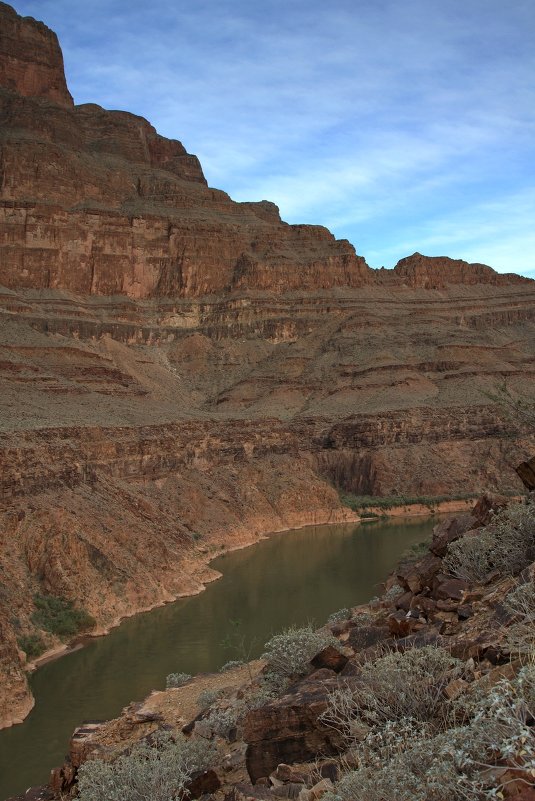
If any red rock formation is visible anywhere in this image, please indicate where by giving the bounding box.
[391,252,529,289]
[0,1,72,106]
[0,3,371,299]
[0,1,534,737]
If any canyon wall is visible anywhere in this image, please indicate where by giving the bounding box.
[0,1,534,728]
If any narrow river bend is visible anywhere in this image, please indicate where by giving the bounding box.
[0,517,438,799]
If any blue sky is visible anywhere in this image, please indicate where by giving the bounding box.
[11,0,535,276]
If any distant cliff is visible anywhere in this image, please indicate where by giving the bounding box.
[0,0,533,734]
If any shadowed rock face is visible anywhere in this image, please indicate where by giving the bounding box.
[0,2,534,731]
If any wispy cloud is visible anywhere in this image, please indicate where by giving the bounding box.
[11,0,535,276]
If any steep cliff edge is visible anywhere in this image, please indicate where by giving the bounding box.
[0,1,534,733]
[0,1,72,106]
[0,4,370,299]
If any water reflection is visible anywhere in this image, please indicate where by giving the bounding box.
[0,517,435,798]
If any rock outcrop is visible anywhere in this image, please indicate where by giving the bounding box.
[0,1,72,106]
[0,1,534,737]
[0,0,370,299]
[40,498,535,801]
[390,252,527,289]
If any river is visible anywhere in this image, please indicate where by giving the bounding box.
[0,516,437,799]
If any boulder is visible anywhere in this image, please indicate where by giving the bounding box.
[516,456,535,491]
[185,769,221,799]
[394,591,414,611]
[227,783,276,800]
[346,622,390,652]
[243,675,345,782]
[310,645,348,673]
[471,494,510,527]
[430,514,472,557]
[387,610,422,637]
[397,553,442,594]
[298,779,334,801]
[272,764,307,784]
[432,574,468,601]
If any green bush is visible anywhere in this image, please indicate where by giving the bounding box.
[262,625,338,680]
[17,633,46,659]
[197,688,225,709]
[76,731,214,801]
[322,662,535,801]
[328,608,351,624]
[165,672,192,689]
[322,646,460,742]
[401,538,432,562]
[444,501,535,582]
[31,593,95,639]
[219,660,244,672]
[340,492,478,512]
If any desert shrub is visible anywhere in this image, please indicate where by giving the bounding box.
[165,672,192,689]
[504,580,535,621]
[205,705,241,739]
[76,731,214,801]
[17,633,45,659]
[31,593,95,639]
[219,660,244,672]
[444,501,535,582]
[401,538,432,562]
[322,646,459,741]
[322,728,479,801]
[197,688,225,710]
[328,608,351,624]
[382,583,404,602]
[240,675,282,710]
[502,580,535,656]
[324,665,535,801]
[340,492,478,512]
[262,625,338,679]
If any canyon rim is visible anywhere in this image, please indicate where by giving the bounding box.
[0,0,534,733]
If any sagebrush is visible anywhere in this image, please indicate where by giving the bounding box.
[444,501,535,582]
[262,625,338,679]
[76,731,214,801]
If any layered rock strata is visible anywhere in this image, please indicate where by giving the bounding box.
[0,1,534,732]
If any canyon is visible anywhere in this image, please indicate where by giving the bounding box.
[0,0,534,737]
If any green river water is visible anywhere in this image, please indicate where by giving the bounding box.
[0,516,438,799]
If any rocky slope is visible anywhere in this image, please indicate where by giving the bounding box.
[42,495,535,801]
[0,0,534,732]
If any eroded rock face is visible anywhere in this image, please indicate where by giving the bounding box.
[0,614,34,729]
[0,1,534,731]
[244,674,344,782]
[0,1,73,106]
[391,252,528,289]
[0,4,370,299]
[516,456,535,491]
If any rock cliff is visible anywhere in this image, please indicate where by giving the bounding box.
[0,0,534,736]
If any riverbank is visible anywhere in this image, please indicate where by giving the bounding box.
[43,494,534,801]
[28,499,475,675]
[358,498,477,518]
[2,503,359,731]
[3,496,480,731]
[0,515,439,799]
